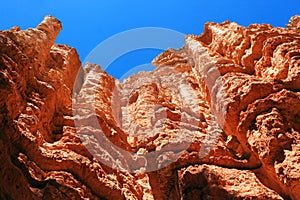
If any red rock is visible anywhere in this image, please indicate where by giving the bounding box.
[0,15,299,200]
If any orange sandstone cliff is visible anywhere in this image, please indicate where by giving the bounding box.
[0,16,299,199]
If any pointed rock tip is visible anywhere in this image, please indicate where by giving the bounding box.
[37,15,62,38]
[287,15,300,30]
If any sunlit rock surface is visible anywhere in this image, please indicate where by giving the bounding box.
[0,16,299,199]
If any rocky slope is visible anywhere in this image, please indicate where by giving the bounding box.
[0,15,299,199]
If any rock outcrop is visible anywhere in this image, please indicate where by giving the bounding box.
[0,15,299,199]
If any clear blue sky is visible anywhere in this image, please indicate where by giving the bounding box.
[1,0,300,79]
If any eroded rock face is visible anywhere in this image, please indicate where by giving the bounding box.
[0,16,299,200]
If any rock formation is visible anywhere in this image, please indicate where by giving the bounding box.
[0,15,299,199]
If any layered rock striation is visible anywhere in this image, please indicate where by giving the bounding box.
[0,15,299,199]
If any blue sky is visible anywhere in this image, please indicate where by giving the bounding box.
[1,1,300,79]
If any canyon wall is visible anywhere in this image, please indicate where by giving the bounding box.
[0,16,299,199]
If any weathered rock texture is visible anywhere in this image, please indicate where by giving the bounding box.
[0,15,299,199]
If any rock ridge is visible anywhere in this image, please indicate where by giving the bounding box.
[0,15,299,199]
